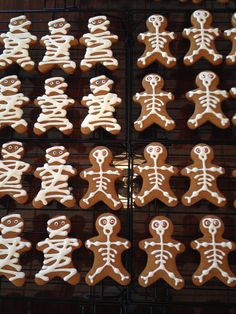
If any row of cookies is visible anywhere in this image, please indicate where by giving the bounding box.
[0,141,234,208]
[1,11,236,74]
[1,212,235,288]
[179,0,230,3]
[1,72,235,136]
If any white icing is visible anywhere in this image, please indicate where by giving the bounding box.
[0,76,20,94]
[80,16,118,69]
[134,74,175,129]
[48,18,70,35]
[0,15,36,69]
[2,141,23,160]
[140,218,183,286]
[230,87,236,124]
[0,214,23,235]
[193,217,236,284]
[81,75,121,134]
[183,145,226,205]
[135,144,177,204]
[183,10,222,63]
[86,215,130,283]
[224,14,236,63]
[138,15,176,66]
[34,77,74,134]
[187,71,229,127]
[81,148,121,208]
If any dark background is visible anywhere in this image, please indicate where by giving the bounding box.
[0,0,235,313]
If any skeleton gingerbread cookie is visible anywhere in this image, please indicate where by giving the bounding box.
[139,216,185,289]
[80,16,118,71]
[32,146,76,208]
[134,143,178,207]
[182,10,223,65]
[33,77,74,135]
[85,213,131,286]
[181,144,226,207]
[191,215,236,287]
[0,214,31,286]
[137,15,176,68]
[38,18,78,74]
[35,215,81,285]
[133,74,175,131]
[0,141,30,204]
[186,71,230,129]
[224,13,236,65]
[80,146,123,210]
[81,75,121,135]
[0,15,37,71]
[0,75,29,134]
[230,87,236,125]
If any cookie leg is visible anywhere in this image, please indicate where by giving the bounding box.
[60,62,76,74]
[16,55,35,71]
[80,60,94,72]
[61,195,76,208]
[38,62,55,73]
[0,54,14,69]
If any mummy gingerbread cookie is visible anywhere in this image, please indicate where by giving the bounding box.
[38,18,78,74]
[186,71,229,129]
[181,144,226,207]
[137,15,176,68]
[139,216,185,289]
[182,10,223,65]
[134,143,178,207]
[0,75,29,134]
[133,74,175,131]
[191,215,236,287]
[230,87,236,125]
[0,214,31,286]
[33,77,74,135]
[224,13,236,65]
[85,213,130,286]
[35,215,81,285]
[32,146,76,208]
[80,16,118,71]
[81,75,121,135]
[0,15,37,71]
[80,146,123,210]
[0,142,30,204]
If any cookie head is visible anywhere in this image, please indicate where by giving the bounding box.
[45,146,69,165]
[96,213,120,236]
[45,77,67,95]
[0,75,21,94]
[0,214,24,237]
[191,144,214,162]
[149,216,173,237]
[89,146,112,165]
[48,18,70,35]
[1,141,24,160]
[47,215,71,238]
[146,15,167,31]
[196,71,219,90]
[200,216,223,236]
[88,15,109,33]
[191,10,212,27]
[144,142,167,161]
[142,74,163,92]
[90,75,113,95]
[9,15,31,32]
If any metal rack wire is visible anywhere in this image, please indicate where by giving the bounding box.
[0,0,235,313]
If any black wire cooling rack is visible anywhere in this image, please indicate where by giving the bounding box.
[0,0,235,313]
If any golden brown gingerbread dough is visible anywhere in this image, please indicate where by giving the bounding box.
[137,14,176,68]
[139,216,185,289]
[191,215,236,287]
[35,215,81,285]
[133,74,175,131]
[181,144,226,207]
[80,146,123,210]
[182,10,223,65]
[224,13,236,65]
[230,87,236,125]
[134,142,178,207]
[85,213,131,286]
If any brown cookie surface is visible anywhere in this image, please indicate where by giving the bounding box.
[230,87,236,125]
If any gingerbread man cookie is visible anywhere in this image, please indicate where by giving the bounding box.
[0,75,29,134]
[38,18,78,74]
[85,213,130,286]
[80,15,118,71]
[81,75,121,135]
[137,15,176,68]
[134,142,178,207]
[33,146,76,208]
[182,10,223,65]
[139,216,185,289]
[181,144,226,207]
[0,141,30,204]
[80,146,123,210]
[35,215,81,285]
[0,214,31,286]
[186,71,229,129]
[133,74,175,131]
[224,13,236,65]
[191,215,236,287]
[230,87,236,125]
[233,170,236,208]
[0,15,37,71]
[33,77,75,135]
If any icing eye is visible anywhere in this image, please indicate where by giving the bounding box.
[102,80,106,84]
[59,23,63,27]
[102,150,108,157]
[54,222,59,226]
[145,76,152,81]
[155,146,162,153]
[8,145,13,150]
[61,221,65,225]
[14,146,18,150]
[110,218,115,225]
[94,151,99,157]
[204,146,210,154]
[213,219,219,227]
[92,21,96,25]
[54,23,58,27]
[162,221,167,228]
[158,16,163,22]
[153,221,159,228]
[56,81,61,85]
[59,150,63,155]
[7,220,11,224]
[14,219,18,224]
[204,219,210,227]
[52,150,57,155]
[11,80,15,83]
[95,81,100,85]
[3,80,8,84]
[13,21,17,25]
[147,146,153,153]
[101,219,107,225]
[149,16,156,22]
[50,82,54,86]
[194,147,201,154]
